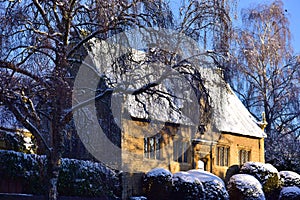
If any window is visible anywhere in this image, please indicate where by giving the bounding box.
[239,149,251,165]
[173,140,189,163]
[144,135,161,160]
[216,146,229,166]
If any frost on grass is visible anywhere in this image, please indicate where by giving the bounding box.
[143,168,173,200]
[240,162,280,194]
[172,171,205,200]
[188,169,229,200]
[280,171,300,187]
[227,174,265,200]
[279,186,300,200]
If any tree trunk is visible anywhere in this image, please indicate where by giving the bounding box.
[47,56,68,200]
[47,119,64,200]
[48,150,62,200]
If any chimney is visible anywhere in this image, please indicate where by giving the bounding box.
[258,112,268,131]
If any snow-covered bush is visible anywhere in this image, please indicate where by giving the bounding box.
[129,196,147,200]
[143,168,173,200]
[279,171,300,188]
[279,186,300,200]
[0,150,121,198]
[171,171,205,200]
[240,162,280,195]
[0,131,32,153]
[188,169,229,200]
[58,158,121,197]
[225,165,240,185]
[227,174,265,200]
[0,150,46,194]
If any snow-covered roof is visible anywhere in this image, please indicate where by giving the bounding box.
[87,39,266,138]
[201,68,266,138]
[87,39,197,126]
[124,58,266,138]
[124,74,197,126]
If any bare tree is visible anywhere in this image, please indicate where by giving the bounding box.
[0,1,149,199]
[229,0,300,172]
[0,0,236,199]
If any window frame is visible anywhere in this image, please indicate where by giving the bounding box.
[173,139,190,163]
[144,135,162,160]
[216,146,229,166]
[239,149,251,165]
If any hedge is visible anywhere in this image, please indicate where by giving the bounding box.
[0,150,121,198]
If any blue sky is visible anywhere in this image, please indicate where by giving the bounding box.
[238,0,300,54]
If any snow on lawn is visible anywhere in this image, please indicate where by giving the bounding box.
[227,174,265,200]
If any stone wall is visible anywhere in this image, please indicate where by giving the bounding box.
[120,119,265,198]
[212,133,265,179]
[121,119,194,173]
[121,119,194,199]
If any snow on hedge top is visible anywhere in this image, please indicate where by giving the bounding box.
[279,186,300,199]
[201,68,266,138]
[188,169,229,199]
[280,171,300,177]
[241,162,278,174]
[240,162,280,192]
[145,167,172,178]
[173,171,201,184]
[229,174,263,188]
[280,171,300,187]
[188,169,224,184]
[61,157,118,179]
[129,197,147,200]
[228,174,265,199]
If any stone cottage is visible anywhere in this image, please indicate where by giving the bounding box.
[82,42,267,198]
[119,67,266,198]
